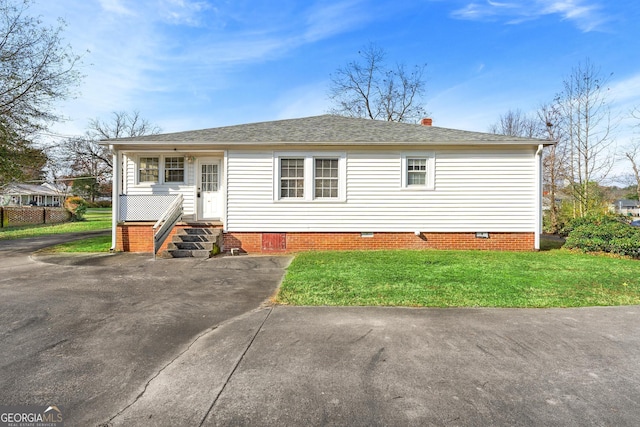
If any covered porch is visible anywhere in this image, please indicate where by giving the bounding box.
[114,194,223,253]
[108,144,226,253]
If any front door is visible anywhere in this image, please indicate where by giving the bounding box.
[198,159,221,220]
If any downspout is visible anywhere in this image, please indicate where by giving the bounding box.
[535,144,544,250]
[110,145,120,252]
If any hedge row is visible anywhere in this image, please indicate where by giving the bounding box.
[564,215,640,258]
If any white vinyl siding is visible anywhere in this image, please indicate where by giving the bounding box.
[226,147,536,232]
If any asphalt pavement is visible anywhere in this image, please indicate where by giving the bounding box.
[1,233,639,426]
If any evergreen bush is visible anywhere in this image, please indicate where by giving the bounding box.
[564,215,640,258]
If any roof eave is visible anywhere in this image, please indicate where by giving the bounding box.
[105,139,553,150]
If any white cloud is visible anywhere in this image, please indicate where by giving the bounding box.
[29,0,375,138]
[451,0,608,32]
[98,0,135,15]
[303,0,370,42]
[609,73,640,106]
[158,0,214,26]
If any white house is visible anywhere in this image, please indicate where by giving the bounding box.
[104,115,552,255]
[0,183,66,207]
[612,199,640,217]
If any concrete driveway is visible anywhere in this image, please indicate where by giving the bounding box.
[0,233,290,426]
[1,234,640,426]
[108,306,640,427]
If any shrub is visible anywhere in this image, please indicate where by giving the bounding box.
[64,196,88,221]
[564,215,640,258]
[84,200,112,208]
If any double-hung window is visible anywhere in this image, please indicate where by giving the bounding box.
[164,157,185,183]
[407,158,427,186]
[275,153,346,201]
[139,157,159,183]
[138,156,185,184]
[280,158,305,198]
[401,152,435,190]
[314,158,339,198]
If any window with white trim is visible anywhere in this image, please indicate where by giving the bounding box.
[137,155,186,184]
[139,157,159,183]
[407,158,427,185]
[401,152,435,190]
[314,158,339,198]
[280,158,305,198]
[274,152,346,201]
[164,157,185,183]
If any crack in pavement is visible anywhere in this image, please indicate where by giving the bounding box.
[99,324,221,427]
[198,306,274,426]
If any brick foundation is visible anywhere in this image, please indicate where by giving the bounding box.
[117,224,535,253]
[224,231,536,253]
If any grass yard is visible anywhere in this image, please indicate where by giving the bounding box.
[276,249,640,308]
[0,208,111,240]
[42,235,112,253]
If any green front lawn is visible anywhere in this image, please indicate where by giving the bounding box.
[276,249,640,308]
[0,208,111,239]
[42,235,112,253]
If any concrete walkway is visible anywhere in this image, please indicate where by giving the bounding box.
[108,305,640,427]
[1,234,639,426]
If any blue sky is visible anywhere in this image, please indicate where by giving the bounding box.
[31,0,640,145]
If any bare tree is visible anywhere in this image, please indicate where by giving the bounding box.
[488,109,544,138]
[0,0,82,133]
[538,102,568,232]
[328,43,427,123]
[555,59,615,217]
[87,110,161,140]
[623,106,640,201]
[58,111,160,187]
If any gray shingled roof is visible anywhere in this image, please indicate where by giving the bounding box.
[106,114,550,146]
[1,183,64,196]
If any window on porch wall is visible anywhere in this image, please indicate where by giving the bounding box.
[164,157,185,183]
[139,157,159,182]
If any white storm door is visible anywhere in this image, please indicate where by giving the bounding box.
[198,159,221,220]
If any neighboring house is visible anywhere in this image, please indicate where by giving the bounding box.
[104,115,553,254]
[612,199,640,217]
[0,183,66,207]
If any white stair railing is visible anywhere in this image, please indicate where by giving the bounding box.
[152,194,183,259]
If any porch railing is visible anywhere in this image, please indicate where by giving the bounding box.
[119,194,181,221]
[152,194,183,259]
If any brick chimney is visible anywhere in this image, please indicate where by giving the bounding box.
[420,118,432,126]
